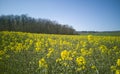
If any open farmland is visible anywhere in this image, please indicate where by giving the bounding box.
[0,31,120,74]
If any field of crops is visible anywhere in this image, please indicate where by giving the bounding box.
[0,31,120,74]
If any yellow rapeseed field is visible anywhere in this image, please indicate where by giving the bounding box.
[0,31,120,74]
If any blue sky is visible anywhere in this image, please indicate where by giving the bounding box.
[0,0,120,31]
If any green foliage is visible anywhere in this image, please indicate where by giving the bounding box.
[0,15,77,35]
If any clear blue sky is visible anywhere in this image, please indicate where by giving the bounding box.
[0,0,120,31]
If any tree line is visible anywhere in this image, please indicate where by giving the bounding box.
[0,14,77,34]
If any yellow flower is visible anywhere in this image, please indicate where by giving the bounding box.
[80,41,86,47]
[56,58,62,63]
[82,66,86,70]
[68,57,73,61]
[110,66,116,71]
[81,48,89,56]
[0,50,5,55]
[35,47,41,52]
[39,58,48,68]
[116,70,120,74]
[99,45,107,53]
[91,65,96,69]
[48,48,54,52]
[29,40,33,45]
[76,56,86,66]
[35,42,41,47]
[88,35,93,41]
[117,59,120,66]
[76,66,85,72]
[76,68,82,72]
[72,51,77,57]
[61,50,69,60]
[63,62,68,66]
[47,48,54,58]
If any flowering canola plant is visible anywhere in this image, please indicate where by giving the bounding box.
[0,31,120,74]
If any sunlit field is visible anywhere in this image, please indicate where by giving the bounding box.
[0,31,120,74]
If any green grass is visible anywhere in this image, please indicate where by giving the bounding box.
[79,32,120,36]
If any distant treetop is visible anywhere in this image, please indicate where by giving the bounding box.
[0,14,77,35]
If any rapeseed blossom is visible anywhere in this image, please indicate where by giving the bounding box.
[88,35,93,41]
[76,66,86,72]
[0,50,5,55]
[76,56,86,66]
[116,70,120,74]
[35,42,42,52]
[80,48,90,56]
[61,50,72,60]
[61,50,69,60]
[117,59,120,66]
[91,65,96,69]
[35,47,41,52]
[47,48,54,58]
[110,66,116,71]
[39,58,48,68]
[56,58,62,63]
[99,45,107,53]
